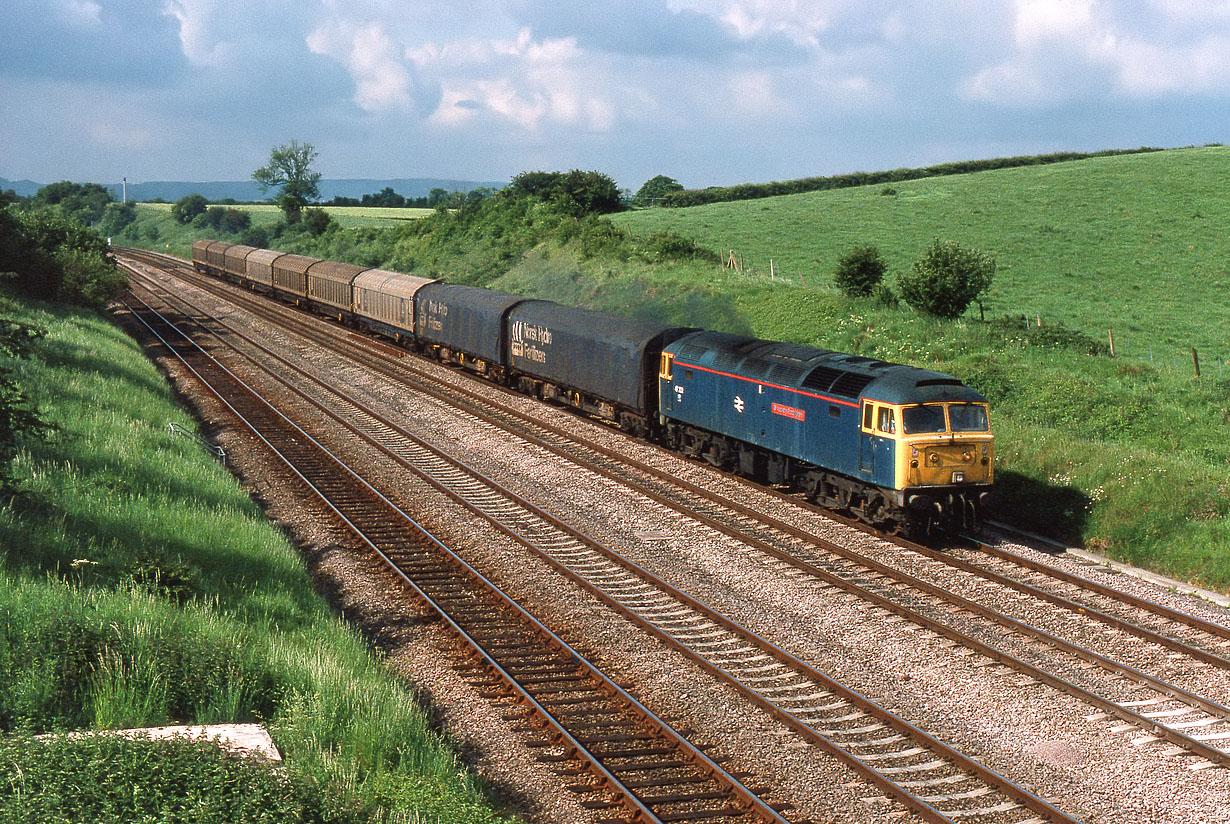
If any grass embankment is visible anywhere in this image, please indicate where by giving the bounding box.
[0,287,512,822]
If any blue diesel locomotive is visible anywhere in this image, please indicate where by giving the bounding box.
[657,331,993,534]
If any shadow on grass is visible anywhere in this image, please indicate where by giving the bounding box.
[991,469,1091,548]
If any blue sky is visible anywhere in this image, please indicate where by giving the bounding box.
[2,0,1227,191]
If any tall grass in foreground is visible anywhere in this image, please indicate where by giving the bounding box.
[0,287,511,822]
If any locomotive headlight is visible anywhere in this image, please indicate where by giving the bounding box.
[928,453,940,465]
[962,451,973,463]
[952,471,965,483]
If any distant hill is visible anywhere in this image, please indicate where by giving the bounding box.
[0,178,43,198]
[0,177,507,203]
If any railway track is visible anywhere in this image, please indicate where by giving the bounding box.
[119,288,788,824]
[117,247,1230,774]
[119,254,1087,823]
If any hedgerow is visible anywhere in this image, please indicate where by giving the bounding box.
[659,147,1164,208]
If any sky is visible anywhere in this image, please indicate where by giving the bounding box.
[2,0,1228,191]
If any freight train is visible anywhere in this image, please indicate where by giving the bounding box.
[191,239,994,536]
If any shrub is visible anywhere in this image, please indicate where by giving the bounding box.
[54,246,128,308]
[240,226,271,248]
[98,202,137,237]
[870,282,897,307]
[218,208,251,235]
[833,245,886,297]
[0,207,122,309]
[302,208,333,236]
[898,239,995,318]
[0,734,359,823]
[171,194,209,225]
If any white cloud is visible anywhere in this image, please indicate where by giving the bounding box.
[56,0,102,27]
[1013,0,1096,47]
[307,19,414,112]
[962,0,1230,106]
[1112,35,1230,97]
[417,28,618,133]
[163,0,233,67]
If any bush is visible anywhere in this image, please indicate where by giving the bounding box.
[171,194,209,225]
[507,170,624,216]
[98,202,137,237]
[833,245,886,297]
[54,246,128,307]
[898,239,995,318]
[240,226,271,248]
[218,208,251,235]
[302,208,333,236]
[0,318,51,499]
[0,207,123,309]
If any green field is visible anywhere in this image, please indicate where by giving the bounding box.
[612,145,1230,362]
[139,201,434,226]
[0,286,512,822]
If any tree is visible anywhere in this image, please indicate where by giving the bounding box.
[252,140,322,220]
[506,170,623,216]
[98,202,137,237]
[633,175,684,207]
[171,193,208,224]
[31,181,113,225]
[897,239,995,319]
[833,245,886,297]
[360,187,406,208]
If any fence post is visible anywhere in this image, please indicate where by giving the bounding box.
[1108,329,1115,357]
[1193,347,1201,378]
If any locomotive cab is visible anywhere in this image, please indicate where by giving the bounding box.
[860,396,994,534]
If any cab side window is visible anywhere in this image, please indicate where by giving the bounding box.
[862,402,874,430]
[877,406,896,434]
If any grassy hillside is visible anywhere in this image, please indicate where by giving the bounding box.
[0,286,512,822]
[612,145,1230,361]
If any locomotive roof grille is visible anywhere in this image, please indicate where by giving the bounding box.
[768,362,808,383]
[915,378,964,387]
[829,372,876,398]
[676,344,708,362]
[801,365,844,392]
[744,359,776,379]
